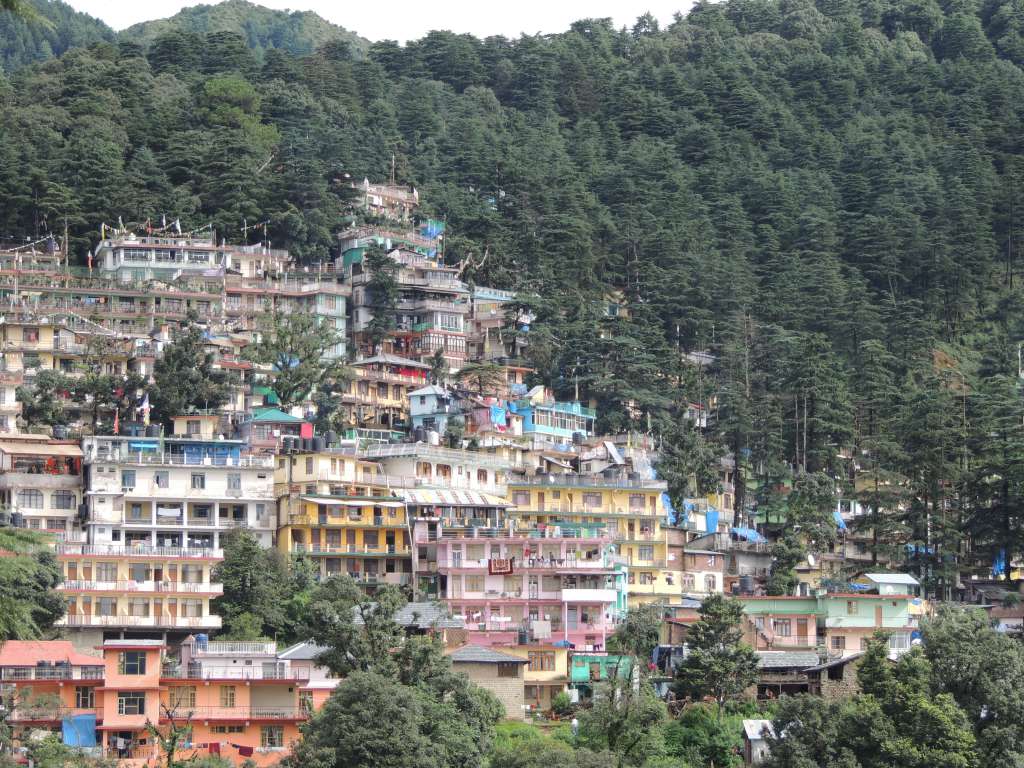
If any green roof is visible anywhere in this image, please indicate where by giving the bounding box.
[250,407,304,423]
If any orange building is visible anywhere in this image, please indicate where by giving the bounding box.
[2,639,336,766]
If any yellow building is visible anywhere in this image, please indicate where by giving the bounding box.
[506,474,680,607]
[275,449,412,587]
[504,645,570,713]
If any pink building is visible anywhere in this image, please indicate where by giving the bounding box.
[412,519,625,651]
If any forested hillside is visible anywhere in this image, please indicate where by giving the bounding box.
[122,0,367,59]
[2,0,1024,590]
[0,0,112,71]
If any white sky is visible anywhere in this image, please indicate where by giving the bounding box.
[65,0,692,41]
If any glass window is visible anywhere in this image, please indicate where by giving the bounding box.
[119,651,147,675]
[191,473,205,490]
[154,471,169,488]
[169,686,195,709]
[773,619,792,637]
[117,692,146,715]
[227,473,241,490]
[846,601,858,615]
[497,663,519,678]
[704,574,717,592]
[831,636,846,651]
[75,686,94,708]
[121,470,136,490]
[128,563,150,582]
[527,652,555,671]
[17,489,43,509]
[261,726,284,748]
[51,490,76,509]
[96,562,118,581]
[583,493,602,508]
[97,597,117,616]
[219,685,235,707]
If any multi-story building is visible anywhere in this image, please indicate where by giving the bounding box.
[361,443,516,495]
[506,471,677,607]
[94,234,288,283]
[0,434,84,539]
[339,353,430,441]
[466,286,531,368]
[274,447,411,586]
[3,638,322,765]
[513,387,596,445]
[411,516,626,657]
[344,244,469,368]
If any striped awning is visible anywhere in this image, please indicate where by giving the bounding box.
[397,489,514,508]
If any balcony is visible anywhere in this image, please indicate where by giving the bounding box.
[512,475,666,490]
[58,614,222,629]
[161,706,307,721]
[561,588,619,603]
[1,666,105,681]
[162,667,309,681]
[84,450,275,469]
[190,641,278,655]
[60,580,224,595]
[360,443,519,470]
[292,544,410,556]
[56,544,224,559]
[9,705,102,723]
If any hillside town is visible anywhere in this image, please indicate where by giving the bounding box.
[0,178,1012,768]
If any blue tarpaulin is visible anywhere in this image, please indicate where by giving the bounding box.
[489,406,507,427]
[705,508,719,533]
[731,526,767,543]
[906,544,935,556]
[833,510,847,530]
[62,714,96,747]
[993,548,1007,577]
[662,493,679,526]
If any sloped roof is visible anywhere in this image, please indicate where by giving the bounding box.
[351,601,464,630]
[448,645,528,664]
[803,652,865,672]
[861,573,920,586]
[756,651,821,669]
[249,407,304,423]
[277,641,329,661]
[410,384,450,397]
[353,353,430,370]
[743,719,775,741]
[0,641,99,666]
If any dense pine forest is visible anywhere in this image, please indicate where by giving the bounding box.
[2,0,1024,592]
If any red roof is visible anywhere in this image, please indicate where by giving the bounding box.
[0,640,100,667]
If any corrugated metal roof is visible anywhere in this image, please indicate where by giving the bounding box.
[756,651,821,669]
[0,641,99,666]
[0,441,82,457]
[861,573,920,586]
[448,645,528,664]
[277,641,328,661]
[396,488,513,507]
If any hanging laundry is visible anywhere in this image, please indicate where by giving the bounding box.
[236,744,254,757]
[208,743,221,755]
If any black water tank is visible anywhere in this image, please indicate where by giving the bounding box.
[326,430,339,446]
[739,574,755,595]
[146,425,161,437]
[313,436,326,451]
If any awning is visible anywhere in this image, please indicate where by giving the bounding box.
[397,488,513,507]
[0,441,82,457]
[731,526,766,543]
[300,496,405,508]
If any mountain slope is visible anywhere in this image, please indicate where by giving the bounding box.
[121,0,367,58]
[0,0,113,72]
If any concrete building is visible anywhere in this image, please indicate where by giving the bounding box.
[447,645,527,720]
[0,435,84,539]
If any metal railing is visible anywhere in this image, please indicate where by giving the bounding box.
[60,580,223,594]
[187,640,277,655]
[164,706,307,720]
[85,451,274,468]
[292,544,408,556]
[162,667,309,681]
[56,544,224,559]
[512,474,666,489]
[1,666,104,681]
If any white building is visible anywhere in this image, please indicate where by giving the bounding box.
[359,443,515,495]
[81,415,275,551]
[0,435,84,540]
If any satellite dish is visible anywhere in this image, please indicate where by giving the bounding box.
[807,553,816,567]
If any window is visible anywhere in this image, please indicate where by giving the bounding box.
[528,652,555,671]
[128,563,150,582]
[305,457,314,474]
[117,692,146,715]
[169,686,196,709]
[831,636,846,651]
[512,491,530,506]
[186,420,200,435]
[681,573,695,590]
[212,725,244,734]
[128,599,149,616]
[219,686,235,707]
[121,470,136,490]
[51,490,75,509]
[227,473,241,490]
[639,572,654,585]
[704,574,717,592]
[129,503,145,520]
[181,600,203,618]
[638,546,654,560]
[628,494,645,510]
[96,562,117,581]
[75,686,94,708]
[772,619,792,637]
[261,726,284,749]
[181,565,203,584]
[846,601,858,615]
[191,473,205,490]
[583,493,602,508]
[465,576,484,593]
[17,489,43,509]
[154,471,169,489]
[889,633,911,652]
[97,597,117,616]
[119,651,147,675]
[497,663,519,678]
[46,518,66,531]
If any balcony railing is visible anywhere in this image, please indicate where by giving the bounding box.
[56,544,224,559]
[162,667,309,681]
[59,614,222,629]
[162,706,307,721]
[1,666,104,681]
[512,475,667,490]
[292,544,409,556]
[84,451,275,469]
[60,580,224,594]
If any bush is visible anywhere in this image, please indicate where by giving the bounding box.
[551,691,575,717]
